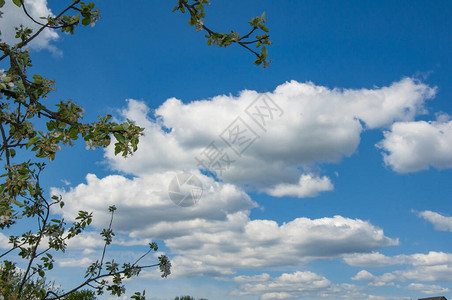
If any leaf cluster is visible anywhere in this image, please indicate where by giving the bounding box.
[173,0,272,68]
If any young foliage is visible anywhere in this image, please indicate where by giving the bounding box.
[173,0,272,68]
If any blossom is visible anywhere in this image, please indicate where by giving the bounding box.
[195,19,204,31]
[85,140,96,150]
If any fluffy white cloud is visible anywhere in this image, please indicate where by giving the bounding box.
[58,257,93,268]
[348,251,452,285]
[417,210,452,232]
[378,117,452,172]
[0,0,60,54]
[231,271,331,298]
[344,251,452,268]
[231,271,407,300]
[168,215,397,277]
[405,283,451,295]
[351,270,395,287]
[47,78,442,296]
[265,174,333,198]
[51,171,257,235]
[260,292,292,300]
[51,171,397,277]
[352,270,376,281]
[344,252,398,267]
[393,264,452,282]
[105,78,434,193]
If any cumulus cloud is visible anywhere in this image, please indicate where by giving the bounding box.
[231,271,406,300]
[58,257,93,268]
[344,251,452,268]
[348,251,452,286]
[167,215,397,277]
[47,78,445,293]
[48,79,445,280]
[231,271,331,299]
[344,252,398,267]
[394,264,452,282]
[352,270,377,281]
[405,283,451,295]
[265,174,333,198]
[51,171,397,277]
[378,117,452,172]
[0,0,60,54]
[417,210,452,232]
[351,270,395,287]
[105,78,434,193]
[51,170,257,234]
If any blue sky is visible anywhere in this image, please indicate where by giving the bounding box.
[1,1,452,299]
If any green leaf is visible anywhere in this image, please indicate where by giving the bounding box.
[26,137,40,148]
[81,17,91,26]
[46,121,56,131]
[113,133,125,143]
[121,122,130,131]
[12,0,21,7]
[9,148,16,158]
[13,200,24,207]
[33,74,43,84]
[0,0,5,8]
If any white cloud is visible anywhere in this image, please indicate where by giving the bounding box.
[351,270,395,287]
[344,252,402,267]
[233,273,271,283]
[0,232,9,249]
[409,251,452,266]
[231,271,409,300]
[265,174,333,198]
[393,264,452,282]
[51,171,397,278]
[0,0,60,54]
[51,171,257,235]
[344,251,452,267]
[260,292,293,300]
[378,117,452,172]
[231,271,331,298]
[65,231,105,250]
[58,257,93,268]
[48,78,441,294]
[143,212,397,277]
[347,251,452,285]
[405,283,451,295]
[105,78,434,193]
[352,270,376,281]
[417,210,452,232]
